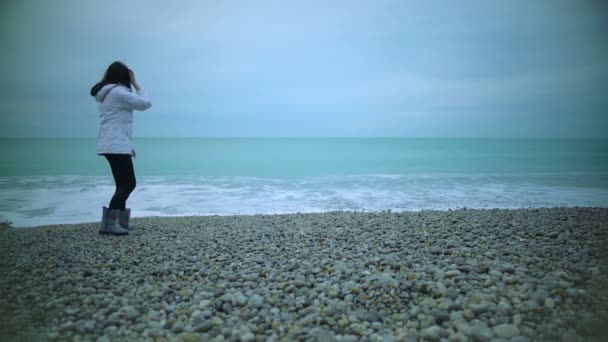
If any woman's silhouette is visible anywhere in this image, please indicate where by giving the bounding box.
[90,61,151,235]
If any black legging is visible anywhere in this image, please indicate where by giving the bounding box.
[105,154,136,210]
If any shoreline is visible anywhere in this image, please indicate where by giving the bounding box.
[1,208,607,340]
[5,206,608,230]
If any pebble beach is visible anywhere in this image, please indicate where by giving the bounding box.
[1,208,607,341]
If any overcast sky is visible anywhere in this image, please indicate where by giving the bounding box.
[1,0,607,138]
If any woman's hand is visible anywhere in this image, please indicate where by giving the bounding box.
[131,149,137,159]
[129,69,140,90]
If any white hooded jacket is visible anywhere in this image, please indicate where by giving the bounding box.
[95,83,152,154]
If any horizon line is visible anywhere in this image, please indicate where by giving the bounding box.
[1,136,607,140]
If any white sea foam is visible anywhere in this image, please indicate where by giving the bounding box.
[1,175,607,227]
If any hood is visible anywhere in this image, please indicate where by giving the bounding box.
[95,83,120,103]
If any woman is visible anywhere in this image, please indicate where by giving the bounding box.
[90,61,151,235]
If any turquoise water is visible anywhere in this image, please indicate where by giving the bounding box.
[2,138,608,177]
[1,138,607,227]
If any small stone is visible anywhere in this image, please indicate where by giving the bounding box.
[212,317,224,326]
[241,332,255,342]
[512,314,522,325]
[293,275,307,288]
[80,287,96,295]
[435,282,448,297]
[133,323,146,334]
[198,300,212,309]
[470,326,493,342]
[489,270,502,277]
[190,309,202,320]
[248,294,265,309]
[435,311,450,325]
[469,303,490,315]
[271,320,281,331]
[151,328,166,338]
[219,293,236,305]
[469,292,486,304]
[65,308,79,316]
[235,293,248,306]
[493,324,520,338]
[450,310,464,322]
[463,309,475,320]
[520,326,537,337]
[445,287,460,299]
[178,333,203,342]
[370,273,397,288]
[146,309,161,321]
[497,299,512,315]
[544,298,555,308]
[501,263,515,274]
[341,335,359,342]
[242,273,259,282]
[148,321,163,330]
[195,320,214,333]
[449,332,467,342]
[61,322,77,332]
[172,321,184,333]
[310,327,337,342]
[124,306,141,321]
[446,270,462,278]
[180,289,194,298]
[511,337,530,342]
[83,320,96,333]
[421,325,444,342]
[96,336,111,342]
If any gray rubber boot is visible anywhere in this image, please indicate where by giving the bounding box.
[119,208,131,230]
[100,206,109,232]
[99,208,129,236]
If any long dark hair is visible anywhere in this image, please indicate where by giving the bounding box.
[90,61,131,96]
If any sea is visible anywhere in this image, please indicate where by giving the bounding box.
[1,138,607,227]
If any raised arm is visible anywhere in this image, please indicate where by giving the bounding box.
[117,86,152,111]
[119,68,152,111]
